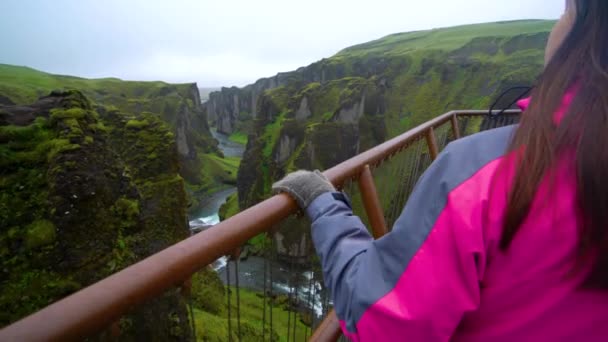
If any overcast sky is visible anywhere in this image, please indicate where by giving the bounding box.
[0,0,562,88]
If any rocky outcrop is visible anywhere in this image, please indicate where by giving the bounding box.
[0,90,191,338]
[276,134,297,164]
[0,65,219,190]
[295,97,312,121]
[334,96,365,124]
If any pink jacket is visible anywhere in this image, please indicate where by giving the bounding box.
[306,93,608,341]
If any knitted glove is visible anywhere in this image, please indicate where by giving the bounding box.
[272,170,336,209]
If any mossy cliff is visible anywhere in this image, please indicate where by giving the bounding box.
[0,64,223,206]
[220,20,553,255]
[0,90,191,339]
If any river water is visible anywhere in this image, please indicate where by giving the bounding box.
[189,128,243,227]
[189,128,325,316]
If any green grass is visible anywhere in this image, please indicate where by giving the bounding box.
[336,20,555,58]
[262,112,287,158]
[228,131,248,145]
[196,153,241,193]
[193,287,309,342]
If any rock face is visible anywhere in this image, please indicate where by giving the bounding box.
[295,97,312,121]
[0,90,191,339]
[335,96,365,124]
[223,21,553,257]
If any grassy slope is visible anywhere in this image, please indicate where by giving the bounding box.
[228,131,248,145]
[191,268,308,341]
[336,20,553,57]
[0,64,185,105]
[199,153,240,189]
[193,289,309,342]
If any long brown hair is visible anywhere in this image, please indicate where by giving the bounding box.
[501,0,608,288]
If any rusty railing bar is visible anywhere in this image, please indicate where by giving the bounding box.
[454,109,521,117]
[309,310,342,342]
[358,165,388,239]
[425,127,439,161]
[0,109,521,341]
[450,114,461,140]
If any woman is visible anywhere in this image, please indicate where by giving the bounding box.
[272,0,608,340]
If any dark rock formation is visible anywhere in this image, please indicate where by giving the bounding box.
[0,90,191,339]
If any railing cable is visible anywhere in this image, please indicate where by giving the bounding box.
[226,259,233,342]
[286,241,294,342]
[270,234,275,340]
[262,237,268,341]
[306,254,314,340]
[235,255,242,341]
[388,148,408,227]
[292,243,300,342]
[392,149,409,227]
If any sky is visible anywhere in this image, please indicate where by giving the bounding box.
[0,0,563,88]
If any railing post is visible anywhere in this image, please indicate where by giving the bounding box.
[357,165,388,239]
[309,310,342,342]
[425,127,439,161]
[180,277,192,297]
[310,165,388,341]
[110,320,121,338]
[450,114,461,140]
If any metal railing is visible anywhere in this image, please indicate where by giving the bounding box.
[0,109,521,341]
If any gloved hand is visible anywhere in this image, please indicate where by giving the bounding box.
[272,170,336,209]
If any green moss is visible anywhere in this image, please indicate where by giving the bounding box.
[321,112,333,121]
[49,107,86,121]
[300,82,321,94]
[112,197,140,224]
[191,268,225,315]
[126,118,150,129]
[228,131,248,145]
[24,219,56,250]
[218,193,240,221]
[262,112,286,158]
[264,87,291,112]
[87,122,107,134]
[0,270,81,326]
[63,117,83,137]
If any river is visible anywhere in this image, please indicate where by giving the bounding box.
[189,128,243,227]
[189,128,325,316]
